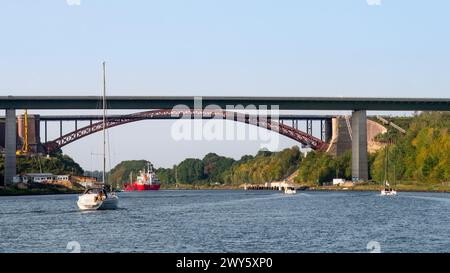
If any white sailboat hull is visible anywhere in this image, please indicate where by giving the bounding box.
[98,195,119,210]
[284,188,297,194]
[380,189,397,196]
[77,193,119,211]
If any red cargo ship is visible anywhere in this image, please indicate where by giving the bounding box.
[123,162,161,191]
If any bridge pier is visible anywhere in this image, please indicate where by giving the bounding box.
[351,110,368,181]
[306,120,312,135]
[4,109,16,185]
[322,119,332,142]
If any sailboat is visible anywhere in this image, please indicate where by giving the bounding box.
[380,141,397,196]
[77,62,119,210]
[284,186,297,195]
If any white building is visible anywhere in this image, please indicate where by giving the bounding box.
[22,173,54,183]
[55,175,70,181]
[332,178,346,186]
[17,173,71,184]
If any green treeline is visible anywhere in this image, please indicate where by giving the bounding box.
[221,147,301,185]
[295,150,354,185]
[108,146,302,186]
[107,160,149,185]
[296,112,450,185]
[371,112,450,183]
[0,152,84,178]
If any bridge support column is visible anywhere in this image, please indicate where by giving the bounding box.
[351,110,368,182]
[322,119,332,143]
[4,109,16,185]
[306,120,312,135]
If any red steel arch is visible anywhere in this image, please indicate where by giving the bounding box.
[43,109,328,153]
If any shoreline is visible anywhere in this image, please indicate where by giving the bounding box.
[310,186,450,193]
[0,189,83,196]
[2,183,450,196]
[0,185,83,197]
[161,183,450,193]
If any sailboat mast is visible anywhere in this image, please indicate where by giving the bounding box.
[384,144,388,186]
[102,61,106,185]
[384,140,391,187]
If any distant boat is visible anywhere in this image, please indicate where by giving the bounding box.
[381,187,397,196]
[77,62,119,210]
[284,186,297,195]
[123,162,161,191]
[380,141,397,196]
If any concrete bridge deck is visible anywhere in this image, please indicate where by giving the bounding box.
[1,96,449,110]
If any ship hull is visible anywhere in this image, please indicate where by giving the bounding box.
[124,183,160,191]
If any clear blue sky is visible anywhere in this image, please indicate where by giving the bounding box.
[1,0,449,171]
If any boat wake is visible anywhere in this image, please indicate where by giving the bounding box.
[401,195,450,203]
[159,192,296,213]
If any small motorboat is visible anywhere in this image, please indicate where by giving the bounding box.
[77,187,119,211]
[284,187,297,195]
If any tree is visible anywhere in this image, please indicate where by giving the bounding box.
[201,153,235,183]
[176,158,205,184]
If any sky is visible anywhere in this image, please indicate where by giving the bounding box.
[1,0,449,171]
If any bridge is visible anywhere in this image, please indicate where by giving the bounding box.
[1,96,450,186]
[1,110,333,158]
[40,110,331,153]
[1,96,449,110]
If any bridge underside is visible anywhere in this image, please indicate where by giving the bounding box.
[1,109,371,185]
[42,109,329,154]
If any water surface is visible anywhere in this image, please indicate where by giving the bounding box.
[1,190,450,252]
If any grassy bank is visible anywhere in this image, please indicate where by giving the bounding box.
[0,187,83,196]
[0,182,84,196]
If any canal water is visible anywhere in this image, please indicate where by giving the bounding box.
[1,190,450,253]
